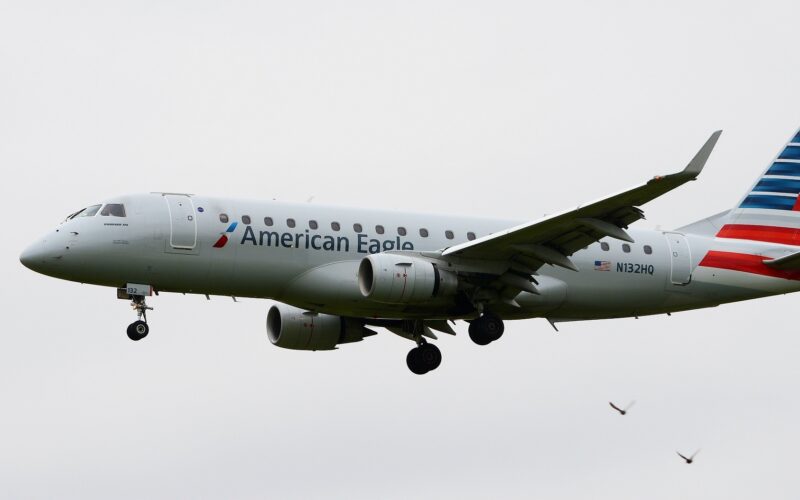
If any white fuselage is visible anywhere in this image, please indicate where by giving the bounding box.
[20,193,800,323]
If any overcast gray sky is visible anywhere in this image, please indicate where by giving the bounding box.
[2,1,800,498]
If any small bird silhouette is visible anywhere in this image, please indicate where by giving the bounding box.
[677,449,700,464]
[609,401,635,415]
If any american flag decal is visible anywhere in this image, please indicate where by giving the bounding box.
[594,260,611,271]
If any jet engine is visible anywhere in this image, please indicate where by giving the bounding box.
[266,303,376,351]
[358,253,458,304]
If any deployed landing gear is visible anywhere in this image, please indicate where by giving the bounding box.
[127,320,149,341]
[406,341,442,375]
[468,313,504,346]
[127,295,152,341]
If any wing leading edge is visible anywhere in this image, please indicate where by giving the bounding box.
[441,131,722,274]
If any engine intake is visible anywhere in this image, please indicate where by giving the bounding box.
[358,253,458,304]
[267,304,375,351]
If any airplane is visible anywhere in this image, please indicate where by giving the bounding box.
[19,127,800,374]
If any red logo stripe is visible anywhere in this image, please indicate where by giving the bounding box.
[698,250,800,280]
[212,235,229,248]
[716,224,800,246]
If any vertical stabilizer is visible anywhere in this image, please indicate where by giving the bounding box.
[716,127,800,246]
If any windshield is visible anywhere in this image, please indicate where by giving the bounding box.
[66,204,102,220]
[100,203,126,217]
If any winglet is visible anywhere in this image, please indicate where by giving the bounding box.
[682,130,722,178]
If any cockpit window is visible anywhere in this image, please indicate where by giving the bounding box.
[100,204,126,217]
[67,204,102,220]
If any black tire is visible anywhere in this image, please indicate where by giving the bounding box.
[127,320,149,341]
[484,314,504,341]
[419,343,442,371]
[468,320,492,346]
[406,347,428,375]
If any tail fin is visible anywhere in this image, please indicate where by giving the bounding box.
[713,127,800,246]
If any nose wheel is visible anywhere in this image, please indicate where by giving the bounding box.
[127,320,149,341]
[127,295,152,341]
[406,341,442,375]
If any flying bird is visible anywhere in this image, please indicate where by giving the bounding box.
[609,401,635,415]
[677,450,700,464]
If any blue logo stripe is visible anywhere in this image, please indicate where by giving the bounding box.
[765,161,800,176]
[752,178,800,194]
[792,131,800,144]
[740,194,797,210]
[226,222,238,233]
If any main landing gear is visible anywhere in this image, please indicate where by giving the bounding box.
[406,339,442,375]
[468,313,504,346]
[126,295,152,341]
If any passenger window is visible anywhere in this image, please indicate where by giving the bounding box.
[353,223,363,233]
[287,218,296,228]
[445,230,454,240]
[622,243,631,253]
[376,225,385,235]
[467,232,476,241]
[398,227,407,236]
[644,245,653,255]
[331,222,341,231]
[242,215,251,224]
[264,217,274,226]
[220,214,229,223]
[309,220,318,230]
[419,228,429,238]
[100,204,126,217]
[601,242,610,251]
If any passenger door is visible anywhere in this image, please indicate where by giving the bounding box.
[664,232,692,285]
[164,194,198,253]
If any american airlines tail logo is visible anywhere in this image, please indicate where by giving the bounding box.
[213,222,238,248]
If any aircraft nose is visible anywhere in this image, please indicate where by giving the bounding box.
[19,238,63,274]
[20,241,45,271]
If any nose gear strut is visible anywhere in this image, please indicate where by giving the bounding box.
[126,295,152,341]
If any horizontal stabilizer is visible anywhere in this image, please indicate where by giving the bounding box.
[764,251,800,270]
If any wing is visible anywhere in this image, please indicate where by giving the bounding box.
[442,131,722,275]
[677,452,688,461]
[609,402,622,412]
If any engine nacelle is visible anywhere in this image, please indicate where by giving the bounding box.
[266,304,375,351]
[358,253,458,304]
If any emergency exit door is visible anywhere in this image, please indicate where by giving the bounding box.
[164,194,197,250]
[664,232,692,285]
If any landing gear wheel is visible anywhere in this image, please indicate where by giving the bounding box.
[406,347,428,375]
[406,343,442,374]
[419,343,442,371]
[468,314,505,345]
[127,320,149,341]
[484,314,504,341]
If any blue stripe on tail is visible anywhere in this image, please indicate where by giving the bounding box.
[766,161,800,176]
[778,146,800,160]
[740,194,797,210]
[752,178,800,194]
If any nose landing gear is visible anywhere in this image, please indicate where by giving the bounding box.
[127,295,152,341]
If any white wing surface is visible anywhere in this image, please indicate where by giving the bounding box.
[441,131,722,275]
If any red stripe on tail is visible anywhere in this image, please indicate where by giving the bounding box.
[716,224,800,246]
[698,250,800,280]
